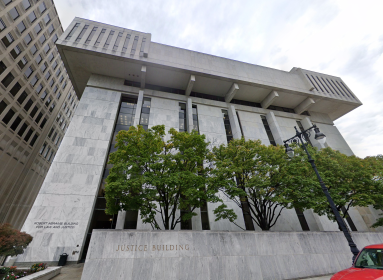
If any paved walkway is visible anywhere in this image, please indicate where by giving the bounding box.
[51,263,84,280]
[50,263,332,280]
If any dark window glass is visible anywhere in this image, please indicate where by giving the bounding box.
[47,53,54,61]
[35,112,43,123]
[59,75,63,83]
[24,128,34,142]
[56,91,61,99]
[30,44,37,55]
[2,33,14,47]
[49,102,55,112]
[222,109,233,143]
[22,0,31,10]
[24,98,33,111]
[43,44,50,54]
[2,72,14,87]
[9,8,20,20]
[2,0,12,5]
[295,208,310,231]
[66,23,80,40]
[0,18,6,32]
[35,54,42,64]
[179,103,187,132]
[10,82,21,96]
[131,36,138,54]
[38,2,46,13]
[10,45,21,58]
[85,27,97,44]
[62,81,66,89]
[40,117,47,128]
[192,105,199,132]
[43,14,51,24]
[261,115,276,146]
[0,100,8,115]
[28,11,37,23]
[40,62,47,72]
[30,75,38,86]
[34,23,42,34]
[48,24,54,34]
[30,133,38,146]
[10,115,22,131]
[17,21,26,33]
[49,78,54,87]
[48,127,54,138]
[53,85,58,93]
[17,122,28,136]
[40,90,47,100]
[45,96,51,106]
[51,34,58,43]
[103,30,114,48]
[94,28,106,46]
[35,83,43,93]
[45,70,51,80]
[24,66,33,78]
[24,33,32,45]
[17,91,28,104]
[75,24,88,42]
[30,105,38,117]
[39,34,46,44]
[52,60,58,69]
[56,68,61,77]
[0,61,6,75]
[18,56,28,69]
[2,108,15,124]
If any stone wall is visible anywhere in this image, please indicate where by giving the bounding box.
[81,230,383,280]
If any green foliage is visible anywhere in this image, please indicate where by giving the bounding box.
[30,263,47,273]
[105,125,219,230]
[0,224,33,257]
[308,148,383,225]
[210,138,314,230]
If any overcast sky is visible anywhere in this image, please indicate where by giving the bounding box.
[54,0,383,158]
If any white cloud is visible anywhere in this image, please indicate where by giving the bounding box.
[54,0,383,157]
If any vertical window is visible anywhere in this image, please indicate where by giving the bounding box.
[94,28,106,47]
[296,121,312,146]
[179,103,187,132]
[43,44,50,54]
[35,111,43,123]
[17,21,26,33]
[10,45,22,58]
[139,37,146,56]
[40,62,47,73]
[122,34,131,52]
[30,75,38,86]
[24,98,33,111]
[222,109,233,143]
[9,82,21,96]
[18,56,28,69]
[40,90,48,100]
[200,202,210,230]
[180,205,193,230]
[28,11,37,23]
[0,61,6,75]
[17,122,28,137]
[130,35,138,54]
[47,151,54,162]
[139,97,151,130]
[104,30,114,48]
[35,83,43,93]
[113,31,123,51]
[30,133,39,146]
[341,207,358,231]
[2,33,14,47]
[34,23,42,34]
[75,24,88,42]
[45,96,51,106]
[40,117,47,128]
[2,72,15,88]
[49,102,55,112]
[236,112,244,138]
[45,71,51,80]
[24,128,34,142]
[260,115,276,146]
[0,18,6,32]
[2,0,12,5]
[24,67,34,78]
[295,209,310,231]
[39,34,46,44]
[38,2,46,14]
[43,14,51,24]
[39,142,47,154]
[17,91,28,104]
[30,105,38,118]
[51,34,58,43]
[192,105,199,132]
[30,44,37,55]
[22,0,31,10]
[54,135,60,145]
[85,26,97,44]
[48,53,54,61]
[24,33,32,45]
[66,23,80,40]
[9,8,20,20]
[2,108,15,124]
[0,100,8,115]
[10,115,22,131]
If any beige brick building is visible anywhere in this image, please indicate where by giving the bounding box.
[0,0,78,230]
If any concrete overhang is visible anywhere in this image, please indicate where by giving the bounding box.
[57,18,362,121]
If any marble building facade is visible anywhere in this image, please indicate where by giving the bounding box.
[14,18,382,274]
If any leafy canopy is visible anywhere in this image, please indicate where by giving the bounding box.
[105,125,219,230]
[0,223,33,256]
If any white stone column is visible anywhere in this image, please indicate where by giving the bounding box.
[265,111,284,145]
[227,105,242,139]
[16,86,121,264]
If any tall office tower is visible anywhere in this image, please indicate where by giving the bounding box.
[0,0,79,230]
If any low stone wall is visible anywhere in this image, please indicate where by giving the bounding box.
[81,230,383,280]
[15,267,61,280]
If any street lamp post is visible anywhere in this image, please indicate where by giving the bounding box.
[283,124,360,262]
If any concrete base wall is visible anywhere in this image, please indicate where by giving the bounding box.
[81,230,383,280]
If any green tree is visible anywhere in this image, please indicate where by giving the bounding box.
[105,125,218,230]
[210,138,314,231]
[0,223,33,256]
[307,148,383,228]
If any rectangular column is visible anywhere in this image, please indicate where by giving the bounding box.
[16,86,121,264]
